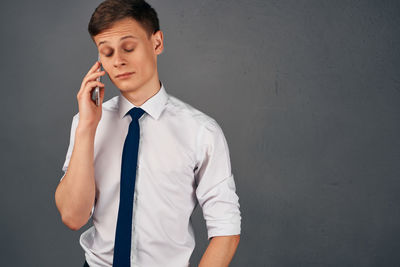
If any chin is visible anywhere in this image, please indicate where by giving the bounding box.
[117,83,141,92]
[113,78,135,89]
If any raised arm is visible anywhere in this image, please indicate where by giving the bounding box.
[55,60,105,230]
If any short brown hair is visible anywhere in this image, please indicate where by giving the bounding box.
[88,0,160,40]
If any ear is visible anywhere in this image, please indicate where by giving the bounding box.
[153,30,164,55]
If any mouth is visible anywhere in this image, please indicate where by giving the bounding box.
[116,72,135,79]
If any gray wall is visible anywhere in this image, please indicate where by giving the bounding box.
[1,0,399,266]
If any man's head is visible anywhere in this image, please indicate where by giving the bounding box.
[88,0,163,95]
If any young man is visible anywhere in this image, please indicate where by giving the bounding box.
[55,1,241,266]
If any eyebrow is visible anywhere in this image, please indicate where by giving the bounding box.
[98,35,138,46]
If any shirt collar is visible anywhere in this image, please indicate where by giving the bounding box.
[118,81,169,120]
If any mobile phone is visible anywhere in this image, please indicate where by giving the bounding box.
[93,53,102,106]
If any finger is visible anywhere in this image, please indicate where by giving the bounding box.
[80,62,101,90]
[79,75,103,95]
[84,81,105,95]
[78,80,104,99]
[99,87,105,106]
[85,61,101,77]
[82,70,105,90]
[83,70,106,85]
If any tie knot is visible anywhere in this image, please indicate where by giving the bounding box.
[127,107,145,121]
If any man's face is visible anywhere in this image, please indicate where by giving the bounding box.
[93,17,163,92]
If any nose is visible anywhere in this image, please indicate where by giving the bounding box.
[113,49,127,68]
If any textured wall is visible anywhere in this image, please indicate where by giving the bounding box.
[0,0,399,266]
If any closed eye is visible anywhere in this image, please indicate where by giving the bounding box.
[105,48,134,57]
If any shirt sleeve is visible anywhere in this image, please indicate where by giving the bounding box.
[194,119,241,240]
[60,114,79,181]
[59,114,95,217]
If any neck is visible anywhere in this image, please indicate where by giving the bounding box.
[121,75,161,106]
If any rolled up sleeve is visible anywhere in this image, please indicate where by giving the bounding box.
[194,119,241,240]
[60,114,79,181]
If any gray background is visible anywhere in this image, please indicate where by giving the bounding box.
[0,0,399,266]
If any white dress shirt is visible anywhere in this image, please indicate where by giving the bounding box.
[59,82,241,267]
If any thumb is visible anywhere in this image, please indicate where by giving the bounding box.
[100,87,105,102]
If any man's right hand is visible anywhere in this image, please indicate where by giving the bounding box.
[77,61,106,128]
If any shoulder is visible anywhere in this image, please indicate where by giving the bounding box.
[164,95,228,157]
[102,95,119,112]
[165,94,218,129]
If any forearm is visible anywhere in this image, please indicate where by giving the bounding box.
[55,123,97,230]
[198,235,240,267]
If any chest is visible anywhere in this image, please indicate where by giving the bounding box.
[92,117,197,191]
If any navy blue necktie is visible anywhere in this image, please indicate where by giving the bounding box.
[113,107,145,267]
